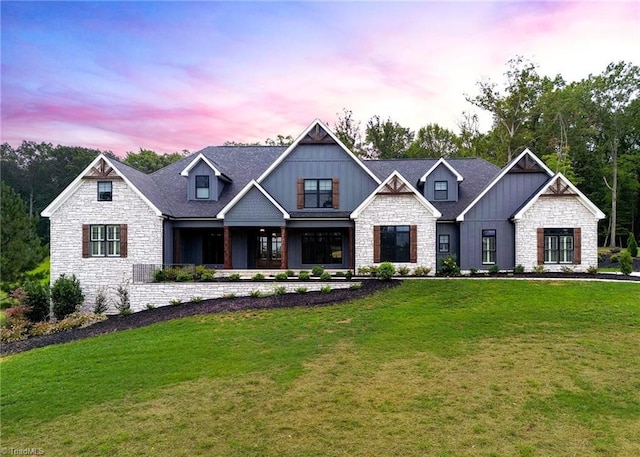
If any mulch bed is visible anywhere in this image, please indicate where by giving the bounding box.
[1,280,400,356]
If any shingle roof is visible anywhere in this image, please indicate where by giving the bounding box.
[364,158,500,220]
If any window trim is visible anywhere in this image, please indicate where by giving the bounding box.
[481,229,496,265]
[434,181,448,200]
[97,181,112,201]
[438,234,450,253]
[83,224,127,258]
[303,178,333,208]
[195,175,210,200]
[380,225,411,263]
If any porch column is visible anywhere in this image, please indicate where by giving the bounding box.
[348,226,355,270]
[224,226,232,269]
[280,226,288,269]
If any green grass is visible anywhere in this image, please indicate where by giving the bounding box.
[2,280,639,456]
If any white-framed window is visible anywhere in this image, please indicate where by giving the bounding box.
[439,234,450,253]
[482,229,496,264]
[98,181,112,201]
[544,228,574,263]
[195,175,210,199]
[434,181,448,200]
[91,225,121,257]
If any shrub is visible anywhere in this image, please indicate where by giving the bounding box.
[610,253,620,264]
[488,265,500,275]
[438,256,460,277]
[228,273,241,282]
[194,265,208,280]
[252,273,265,281]
[311,266,324,277]
[153,268,165,282]
[115,284,131,315]
[274,272,289,281]
[627,232,638,257]
[249,290,262,297]
[146,303,156,310]
[274,286,287,295]
[295,287,307,294]
[368,265,379,277]
[200,270,216,281]
[357,266,371,276]
[93,287,110,314]
[514,264,525,274]
[560,265,574,274]
[320,271,332,281]
[586,265,599,275]
[24,280,50,322]
[376,262,396,280]
[51,274,84,320]
[285,269,295,277]
[191,296,203,303]
[163,267,180,281]
[320,285,331,294]
[176,269,194,282]
[223,293,236,299]
[298,271,310,280]
[532,265,546,274]
[397,266,410,276]
[345,270,353,280]
[169,298,182,306]
[413,266,432,277]
[619,251,633,275]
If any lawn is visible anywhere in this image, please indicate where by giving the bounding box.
[1,280,639,456]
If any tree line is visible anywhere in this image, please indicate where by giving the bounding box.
[1,57,638,284]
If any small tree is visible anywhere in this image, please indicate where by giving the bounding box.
[24,280,50,322]
[627,232,638,257]
[51,274,84,320]
[619,251,633,275]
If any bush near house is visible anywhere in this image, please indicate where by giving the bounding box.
[51,274,84,320]
[627,232,638,257]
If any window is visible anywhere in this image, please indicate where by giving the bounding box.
[439,234,450,253]
[434,181,448,200]
[302,231,342,264]
[482,229,496,264]
[380,226,410,262]
[304,179,332,208]
[195,175,210,199]
[544,228,574,263]
[98,181,112,201]
[90,225,121,257]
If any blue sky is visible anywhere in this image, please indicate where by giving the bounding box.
[2,1,638,156]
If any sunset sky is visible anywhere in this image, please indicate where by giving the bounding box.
[2,1,638,156]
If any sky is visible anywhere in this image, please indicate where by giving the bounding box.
[1,1,639,157]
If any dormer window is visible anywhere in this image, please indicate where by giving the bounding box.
[195,175,210,199]
[98,181,112,201]
[434,181,448,200]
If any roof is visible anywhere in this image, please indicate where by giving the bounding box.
[365,157,500,220]
[419,157,464,182]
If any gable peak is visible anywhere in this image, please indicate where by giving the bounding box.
[299,122,335,145]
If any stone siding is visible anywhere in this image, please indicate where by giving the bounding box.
[49,179,164,309]
[354,194,437,272]
[514,196,599,272]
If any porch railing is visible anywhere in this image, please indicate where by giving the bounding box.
[132,264,196,283]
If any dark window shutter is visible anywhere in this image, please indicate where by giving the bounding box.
[297,178,304,209]
[537,228,544,265]
[573,227,581,264]
[120,224,128,258]
[373,226,381,263]
[332,178,339,209]
[82,225,90,258]
[410,225,418,263]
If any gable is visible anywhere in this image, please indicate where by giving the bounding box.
[224,186,286,226]
[422,162,459,202]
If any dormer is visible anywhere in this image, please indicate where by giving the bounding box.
[180,153,232,201]
[419,158,463,203]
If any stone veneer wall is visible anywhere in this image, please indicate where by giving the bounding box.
[125,281,357,313]
[49,179,164,309]
[514,196,599,272]
[354,194,437,272]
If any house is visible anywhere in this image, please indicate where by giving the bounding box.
[42,119,605,310]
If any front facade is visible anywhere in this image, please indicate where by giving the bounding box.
[42,119,605,308]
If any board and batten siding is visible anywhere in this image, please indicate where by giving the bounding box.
[224,187,285,226]
[423,164,458,202]
[186,160,222,201]
[459,172,549,270]
[261,144,379,212]
[435,222,459,269]
[49,179,163,310]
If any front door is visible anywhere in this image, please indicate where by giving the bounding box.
[255,229,282,269]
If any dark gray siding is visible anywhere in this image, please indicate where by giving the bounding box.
[424,164,458,202]
[460,172,549,270]
[162,219,224,266]
[225,187,285,226]
[231,229,249,269]
[187,161,220,201]
[436,222,459,270]
[261,144,378,212]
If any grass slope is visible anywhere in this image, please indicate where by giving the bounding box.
[2,280,639,456]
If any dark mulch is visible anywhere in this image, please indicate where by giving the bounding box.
[1,280,400,356]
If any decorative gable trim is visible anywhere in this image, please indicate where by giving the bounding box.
[351,170,442,219]
[419,158,464,183]
[508,153,547,174]
[41,154,163,218]
[83,157,121,180]
[512,173,606,220]
[180,153,231,181]
[456,148,553,222]
[216,180,290,220]
[256,119,381,185]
